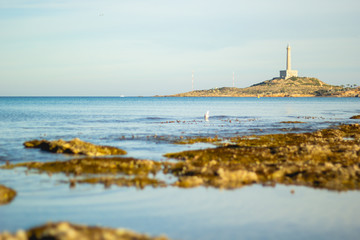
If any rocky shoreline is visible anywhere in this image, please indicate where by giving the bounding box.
[2,120,360,239]
[3,122,360,191]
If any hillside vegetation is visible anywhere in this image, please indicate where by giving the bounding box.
[167,77,359,97]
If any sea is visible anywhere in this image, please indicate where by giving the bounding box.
[0,97,360,240]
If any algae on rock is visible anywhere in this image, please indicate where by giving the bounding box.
[3,157,161,177]
[0,221,169,240]
[6,124,360,191]
[2,157,164,189]
[164,124,360,191]
[174,136,223,145]
[280,121,306,124]
[24,138,127,156]
[0,184,16,205]
[350,115,360,119]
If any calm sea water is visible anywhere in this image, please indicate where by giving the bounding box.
[1,97,360,239]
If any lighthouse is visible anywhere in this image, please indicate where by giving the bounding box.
[280,44,298,79]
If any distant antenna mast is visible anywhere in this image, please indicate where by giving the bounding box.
[192,71,194,91]
[233,71,235,87]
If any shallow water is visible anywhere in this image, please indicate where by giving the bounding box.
[1,97,360,239]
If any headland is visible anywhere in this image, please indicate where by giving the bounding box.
[163,77,360,97]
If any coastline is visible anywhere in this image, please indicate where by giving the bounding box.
[159,77,360,98]
[158,94,359,98]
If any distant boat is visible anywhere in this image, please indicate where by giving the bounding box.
[120,95,125,98]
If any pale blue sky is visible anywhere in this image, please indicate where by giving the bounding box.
[0,0,359,96]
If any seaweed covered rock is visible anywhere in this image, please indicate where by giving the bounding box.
[164,124,360,191]
[24,138,126,156]
[2,157,164,189]
[4,157,161,177]
[350,115,360,119]
[0,221,169,240]
[8,124,360,191]
[0,184,16,205]
[280,121,305,124]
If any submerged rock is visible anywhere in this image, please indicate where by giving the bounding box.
[280,121,305,124]
[23,138,127,156]
[0,221,169,240]
[0,184,16,205]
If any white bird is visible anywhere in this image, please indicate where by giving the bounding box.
[204,111,210,121]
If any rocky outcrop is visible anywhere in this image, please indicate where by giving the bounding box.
[163,77,357,97]
[0,184,16,205]
[24,138,127,156]
[164,124,360,191]
[0,222,169,240]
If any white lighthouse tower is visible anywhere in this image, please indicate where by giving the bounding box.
[280,44,298,79]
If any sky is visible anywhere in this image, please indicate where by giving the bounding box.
[0,0,359,96]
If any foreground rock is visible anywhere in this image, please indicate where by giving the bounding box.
[24,138,126,156]
[0,184,16,205]
[0,221,169,240]
[164,124,360,191]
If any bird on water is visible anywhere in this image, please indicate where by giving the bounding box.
[204,111,210,121]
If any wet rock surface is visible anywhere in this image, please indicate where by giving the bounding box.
[0,184,16,205]
[350,115,360,119]
[174,136,222,145]
[2,157,163,189]
[4,157,161,176]
[280,121,306,124]
[164,124,360,190]
[23,138,127,156]
[0,222,169,240]
[3,124,360,191]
